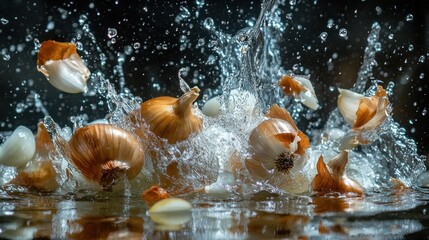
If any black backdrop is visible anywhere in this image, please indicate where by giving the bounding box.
[0,0,428,159]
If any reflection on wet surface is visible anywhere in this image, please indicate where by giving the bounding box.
[1,189,428,239]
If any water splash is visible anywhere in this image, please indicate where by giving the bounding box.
[0,0,426,198]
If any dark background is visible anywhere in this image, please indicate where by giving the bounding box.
[0,0,428,159]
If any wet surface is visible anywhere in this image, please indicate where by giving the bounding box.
[1,189,429,239]
[1,0,429,239]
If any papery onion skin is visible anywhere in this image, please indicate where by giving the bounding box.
[37,40,76,66]
[265,104,310,155]
[68,124,144,190]
[142,185,171,206]
[37,40,90,93]
[338,85,389,131]
[278,75,320,110]
[311,152,364,196]
[10,161,57,193]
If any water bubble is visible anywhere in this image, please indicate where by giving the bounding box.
[133,42,141,49]
[107,28,117,38]
[89,3,95,9]
[285,13,293,20]
[1,18,9,24]
[327,19,334,28]
[406,14,413,22]
[419,73,425,79]
[319,32,328,42]
[388,34,394,40]
[422,108,427,116]
[203,17,215,30]
[339,28,348,38]
[418,55,425,63]
[111,38,116,44]
[408,44,414,51]
[289,0,297,6]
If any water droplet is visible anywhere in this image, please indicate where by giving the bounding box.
[339,28,348,38]
[319,32,328,42]
[375,6,382,15]
[79,14,88,25]
[46,21,55,30]
[386,81,395,96]
[327,19,334,29]
[418,55,425,63]
[175,6,191,23]
[406,14,413,22]
[419,73,425,79]
[124,45,133,55]
[1,18,9,25]
[2,54,10,61]
[374,42,382,52]
[203,17,215,30]
[57,8,68,19]
[111,38,116,44]
[285,13,293,20]
[15,103,27,113]
[292,64,300,71]
[289,0,297,6]
[107,28,117,38]
[388,34,394,40]
[75,42,83,50]
[422,108,427,116]
[133,42,141,49]
[25,35,33,42]
[196,0,205,7]
[408,44,414,51]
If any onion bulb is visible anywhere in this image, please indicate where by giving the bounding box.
[140,87,202,144]
[68,124,144,190]
[245,118,310,182]
[37,40,90,93]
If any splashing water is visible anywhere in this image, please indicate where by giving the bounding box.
[0,0,426,200]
